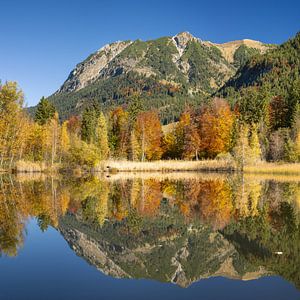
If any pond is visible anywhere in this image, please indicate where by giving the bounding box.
[0,173,299,300]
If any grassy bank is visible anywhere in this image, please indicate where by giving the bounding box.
[98,160,300,175]
[244,162,300,175]
[97,159,235,172]
[4,160,300,176]
[13,160,59,173]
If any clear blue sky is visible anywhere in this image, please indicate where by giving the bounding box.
[1,0,299,106]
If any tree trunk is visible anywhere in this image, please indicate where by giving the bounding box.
[141,123,145,162]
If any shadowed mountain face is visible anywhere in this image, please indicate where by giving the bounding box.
[0,174,299,289]
[44,32,272,122]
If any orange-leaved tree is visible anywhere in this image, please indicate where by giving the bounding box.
[134,111,163,161]
[198,98,234,158]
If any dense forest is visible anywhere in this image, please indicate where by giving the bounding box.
[0,32,300,171]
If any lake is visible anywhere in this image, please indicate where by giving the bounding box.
[0,172,299,300]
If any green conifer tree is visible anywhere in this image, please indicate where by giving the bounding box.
[34,97,56,125]
[128,94,144,126]
[81,107,98,143]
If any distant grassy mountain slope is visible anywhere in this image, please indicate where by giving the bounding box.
[221,32,300,97]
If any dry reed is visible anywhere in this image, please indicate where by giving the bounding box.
[13,160,61,173]
[244,163,300,175]
[97,159,235,172]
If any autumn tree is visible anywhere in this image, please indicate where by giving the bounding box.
[0,82,28,168]
[95,112,109,160]
[67,115,81,138]
[129,130,141,161]
[134,111,163,161]
[174,111,191,157]
[24,122,48,162]
[60,121,70,161]
[45,112,60,166]
[163,111,191,159]
[162,128,178,159]
[69,138,100,167]
[183,123,201,160]
[248,125,262,163]
[295,130,300,162]
[233,125,250,170]
[198,98,234,158]
[284,138,297,162]
[233,124,262,168]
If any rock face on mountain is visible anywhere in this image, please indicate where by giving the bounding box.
[59,213,268,287]
[57,41,132,94]
[47,32,273,122]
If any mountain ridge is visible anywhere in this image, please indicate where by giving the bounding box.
[57,31,271,95]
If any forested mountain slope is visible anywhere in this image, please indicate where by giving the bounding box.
[220,32,300,130]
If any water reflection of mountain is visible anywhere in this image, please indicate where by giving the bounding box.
[0,173,299,288]
[59,212,267,287]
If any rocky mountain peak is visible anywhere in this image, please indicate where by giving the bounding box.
[174,31,196,40]
[172,31,198,56]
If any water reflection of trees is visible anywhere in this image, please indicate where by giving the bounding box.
[0,173,299,287]
[0,175,71,256]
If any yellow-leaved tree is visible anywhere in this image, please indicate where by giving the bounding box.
[60,121,71,162]
[0,82,27,168]
[134,111,163,161]
[95,112,109,160]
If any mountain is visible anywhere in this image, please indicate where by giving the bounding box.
[221,32,300,98]
[45,32,272,123]
[218,32,300,129]
[224,32,300,90]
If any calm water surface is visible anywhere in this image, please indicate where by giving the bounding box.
[0,173,299,300]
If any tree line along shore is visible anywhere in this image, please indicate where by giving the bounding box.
[1,81,300,175]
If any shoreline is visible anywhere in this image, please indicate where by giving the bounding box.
[3,160,300,176]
